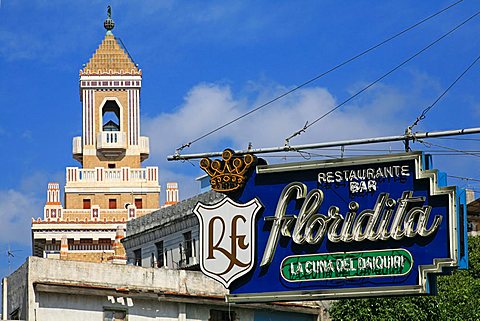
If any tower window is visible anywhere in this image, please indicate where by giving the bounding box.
[83,199,91,209]
[109,199,117,209]
[102,100,120,132]
[108,163,116,169]
[135,198,142,209]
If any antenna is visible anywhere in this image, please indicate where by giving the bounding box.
[6,243,22,274]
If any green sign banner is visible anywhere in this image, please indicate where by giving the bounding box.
[281,249,413,282]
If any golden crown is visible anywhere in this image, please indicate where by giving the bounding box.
[200,149,256,193]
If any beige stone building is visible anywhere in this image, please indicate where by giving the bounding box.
[31,13,178,263]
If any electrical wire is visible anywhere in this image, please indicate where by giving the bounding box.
[286,8,480,144]
[262,151,480,158]
[433,137,480,142]
[448,175,480,183]
[307,146,480,152]
[418,139,480,158]
[174,1,465,154]
[408,51,480,131]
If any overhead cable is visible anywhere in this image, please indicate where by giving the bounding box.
[286,8,480,145]
[435,136,480,142]
[418,139,480,158]
[407,51,480,132]
[448,175,480,183]
[174,1,464,154]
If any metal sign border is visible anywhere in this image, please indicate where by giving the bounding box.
[226,152,460,303]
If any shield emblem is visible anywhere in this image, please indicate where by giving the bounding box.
[194,197,262,288]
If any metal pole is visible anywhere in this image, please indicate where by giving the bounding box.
[2,278,7,320]
[167,127,480,161]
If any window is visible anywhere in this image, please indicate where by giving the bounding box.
[209,310,236,321]
[133,248,142,266]
[108,163,116,168]
[135,198,142,209]
[156,241,164,268]
[83,199,91,209]
[103,309,127,321]
[183,231,192,265]
[109,199,117,209]
[102,100,121,132]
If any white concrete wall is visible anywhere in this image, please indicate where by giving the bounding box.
[36,292,254,321]
[7,257,228,320]
[6,257,321,321]
[36,292,185,321]
[27,257,226,296]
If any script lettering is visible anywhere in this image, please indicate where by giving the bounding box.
[260,183,443,267]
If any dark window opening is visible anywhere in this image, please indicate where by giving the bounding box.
[108,163,116,168]
[156,241,164,268]
[83,199,91,209]
[103,309,127,321]
[209,310,236,321]
[109,199,117,209]
[102,100,120,132]
[183,231,192,265]
[135,198,143,209]
[133,249,142,266]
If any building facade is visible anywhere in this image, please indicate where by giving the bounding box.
[123,191,223,269]
[31,13,178,263]
[4,257,324,321]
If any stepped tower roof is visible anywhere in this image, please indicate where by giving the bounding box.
[80,6,141,76]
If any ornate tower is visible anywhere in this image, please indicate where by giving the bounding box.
[31,9,175,263]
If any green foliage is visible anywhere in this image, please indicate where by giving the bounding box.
[329,237,480,321]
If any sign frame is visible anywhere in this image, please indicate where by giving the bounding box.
[196,151,468,303]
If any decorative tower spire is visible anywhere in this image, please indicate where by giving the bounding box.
[104,5,115,34]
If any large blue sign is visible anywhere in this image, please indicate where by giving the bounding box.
[195,152,468,302]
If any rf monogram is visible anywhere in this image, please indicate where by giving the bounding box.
[207,215,249,274]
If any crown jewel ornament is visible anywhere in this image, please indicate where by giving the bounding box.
[200,149,256,193]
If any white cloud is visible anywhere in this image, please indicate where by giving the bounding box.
[144,81,414,199]
[0,189,40,245]
[0,171,61,247]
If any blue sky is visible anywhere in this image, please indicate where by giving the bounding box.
[1,1,480,277]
